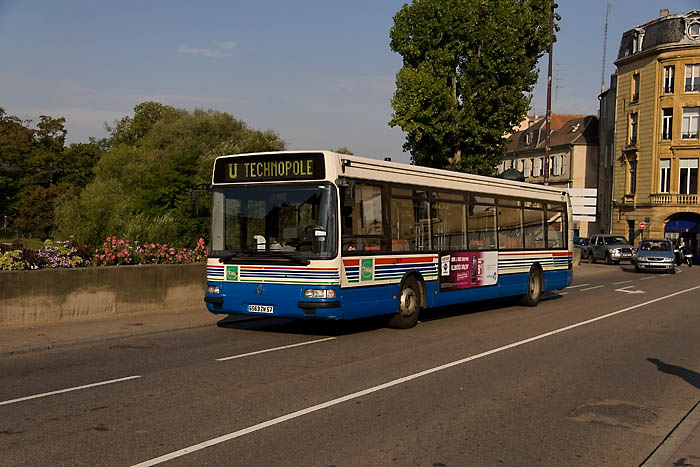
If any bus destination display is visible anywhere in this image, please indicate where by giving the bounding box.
[213,153,325,183]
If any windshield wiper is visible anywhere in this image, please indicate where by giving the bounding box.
[217,250,257,263]
[217,250,310,266]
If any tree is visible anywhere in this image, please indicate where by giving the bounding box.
[389,0,551,175]
[0,108,35,222]
[333,147,354,155]
[56,103,286,247]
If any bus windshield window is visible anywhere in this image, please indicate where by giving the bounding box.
[210,183,337,258]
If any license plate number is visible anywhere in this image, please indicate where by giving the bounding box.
[248,304,273,314]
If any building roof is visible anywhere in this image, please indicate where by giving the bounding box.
[504,115,598,156]
[617,9,700,62]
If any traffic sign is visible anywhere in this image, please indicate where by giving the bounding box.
[639,221,647,230]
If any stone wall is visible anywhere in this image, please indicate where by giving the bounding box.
[0,264,206,325]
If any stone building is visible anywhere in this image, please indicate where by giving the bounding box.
[604,9,700,251]
[502,114,599,238]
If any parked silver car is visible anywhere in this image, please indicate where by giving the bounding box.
[586,234,635,265]
[633,239,676,273]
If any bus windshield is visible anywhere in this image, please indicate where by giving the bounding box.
[210,183,337,260]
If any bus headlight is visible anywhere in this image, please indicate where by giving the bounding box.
[207,285,220,294]
[304,289,336,299]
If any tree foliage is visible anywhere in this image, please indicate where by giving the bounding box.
[389,0,551,175]
[1,108,102,237]
[56,102,286,247]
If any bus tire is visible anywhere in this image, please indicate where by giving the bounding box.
[519,267,543,307]
[388,277,421,329]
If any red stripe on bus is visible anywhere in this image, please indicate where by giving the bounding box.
[343,259,360,267]
[245,266,337,271]
[395,256,434,264]
[375,258,395,265]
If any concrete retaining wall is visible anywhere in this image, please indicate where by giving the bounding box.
[0,264,206,326]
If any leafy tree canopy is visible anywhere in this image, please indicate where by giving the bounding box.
[57,103,286,247]
[1,108,101,236]
[389,0,551,175]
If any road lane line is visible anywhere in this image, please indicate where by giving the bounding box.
[640,276,656,281]
[614,280,633,285]
[131,285,700,467]
[580,285,604,291]
[566,283,590,289]
[216,337,337,361]
[0,375,142,406]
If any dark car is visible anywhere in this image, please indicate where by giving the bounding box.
[587,234,635,265]
[633,239,676,273]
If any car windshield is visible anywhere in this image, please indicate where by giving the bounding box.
[639,240,672,251]
[210,183,337,259]
[606,236,628,245]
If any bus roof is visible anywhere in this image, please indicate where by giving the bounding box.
[212,150,568,202]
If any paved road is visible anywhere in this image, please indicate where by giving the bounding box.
[1,263,699,466]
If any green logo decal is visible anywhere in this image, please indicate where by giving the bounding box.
[226,266,239,281]
[360,258,374,282]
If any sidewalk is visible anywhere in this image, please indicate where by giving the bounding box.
[0,306,219,356]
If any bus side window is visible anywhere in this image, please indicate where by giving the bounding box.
[342,183,385,253]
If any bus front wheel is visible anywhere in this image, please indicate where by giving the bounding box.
[388,277,421,329]
[519,268,543,307]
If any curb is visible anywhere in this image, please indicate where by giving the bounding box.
[640,399,700,466]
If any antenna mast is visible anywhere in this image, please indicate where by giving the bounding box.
[601,3,611,92]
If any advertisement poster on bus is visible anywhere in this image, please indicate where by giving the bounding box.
[438,251,498,291]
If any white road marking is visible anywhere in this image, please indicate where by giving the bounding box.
[0,375,142,407]
[615,286,644,295]
[216,337,337,361]
[639,276,656,281]
[566,283,591,289]
[129,284,700,467]
[613,280,633,285]
[580,285,604,291]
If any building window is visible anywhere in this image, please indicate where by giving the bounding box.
[632,73,640,101]
[629,112,638,144]
[660,159,671,193]
[529,158,535,177]
[686,64,700,92]
[560,155,566,176]
[688,22,700,40]
[524,132,532,146]
[628,160,637,195]
[662,108,673,140]
[679,159,699,195]
[538,157,544,177]
[664,65,675,94]
[682,107,700,139]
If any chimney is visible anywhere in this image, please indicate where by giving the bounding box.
[660,9,670,17]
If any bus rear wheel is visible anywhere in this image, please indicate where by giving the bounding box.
[388,277,421,329]
[519,268,543,307]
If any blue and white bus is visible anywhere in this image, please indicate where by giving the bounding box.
[204,151,573,328]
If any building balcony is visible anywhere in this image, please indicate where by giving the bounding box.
[650,193,699,205]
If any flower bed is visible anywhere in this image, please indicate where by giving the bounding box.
[0,237,208,270]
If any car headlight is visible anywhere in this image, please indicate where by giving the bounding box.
[304,289,337,299]
[207,285,220,294]
[664,257,674,262]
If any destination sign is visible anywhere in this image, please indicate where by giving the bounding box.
[213,153,325,183]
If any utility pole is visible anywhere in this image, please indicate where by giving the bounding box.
[544,1,557,186]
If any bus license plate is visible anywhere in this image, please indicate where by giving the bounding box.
[248,304,274,314]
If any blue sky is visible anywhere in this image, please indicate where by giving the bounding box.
[1,0,697,164]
